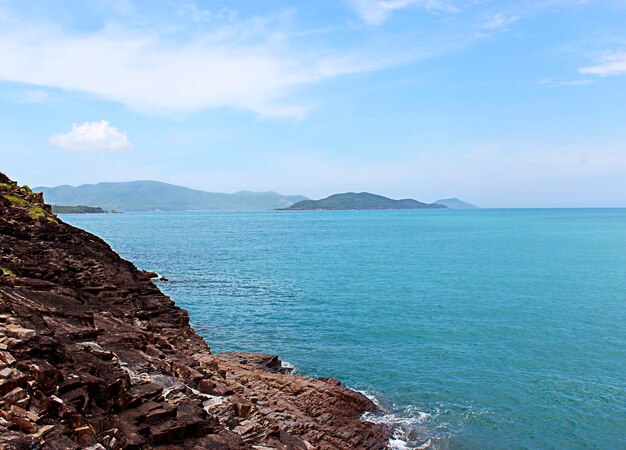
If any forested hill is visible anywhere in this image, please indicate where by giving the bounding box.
[35,181,307,211]
[283,192,447,210]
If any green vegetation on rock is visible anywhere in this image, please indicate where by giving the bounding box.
[27,205,50,221]
[1,179,58,224]
[3,194,29,207]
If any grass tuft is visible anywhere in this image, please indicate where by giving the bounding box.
[3,194,29,207]
[27,205,48,221]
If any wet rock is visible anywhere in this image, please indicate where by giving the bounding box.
[140,270,159,279]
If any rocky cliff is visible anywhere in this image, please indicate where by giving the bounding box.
[0,172,390,449]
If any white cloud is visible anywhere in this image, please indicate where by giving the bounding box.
[0,12,385,118]
[49,121,132,151]
[23,89,49,102]
[346,0,460,25]
[579,51,626,77]
[0,1,597,117]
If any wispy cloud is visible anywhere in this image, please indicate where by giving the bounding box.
[175,2,237,23]
[23,89,49,103]
[480,12,520,31]
[579,51,626,77]
[0,0,609,118]
[50,121,132,151]
[539,78,594,87]
[558,79,594,86]
[0,9,385,118]
[346,0,460,26]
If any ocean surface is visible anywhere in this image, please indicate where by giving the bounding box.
[63,209,626,449]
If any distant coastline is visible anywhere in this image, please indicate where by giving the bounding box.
[37,180,307,212]
[52,205,109,214]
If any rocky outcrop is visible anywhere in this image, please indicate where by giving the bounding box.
[0,173,391,449]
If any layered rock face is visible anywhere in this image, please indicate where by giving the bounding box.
[0,173,390,449]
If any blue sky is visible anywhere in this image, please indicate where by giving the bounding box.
[1,0,625,207]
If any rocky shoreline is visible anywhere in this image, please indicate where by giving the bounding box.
[0,172,392,449]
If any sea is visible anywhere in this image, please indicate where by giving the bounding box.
[63,209,626,450]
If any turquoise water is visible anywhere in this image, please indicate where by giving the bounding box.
[64,209,626,449]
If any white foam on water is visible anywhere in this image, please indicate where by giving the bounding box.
[358,390,436,449]
[356,389,383,408]
[362,411,431,426]
[270,366,442,449]
[389,437,411,449]
[279,360,298,374]
[280,360,295,370]
[389,437,433,450]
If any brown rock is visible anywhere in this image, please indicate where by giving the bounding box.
[33,424,55,438]
[0,428,37,449]
[73,424,97,446]
[5,324,36,339]
[140,270,159,279]
[10,416,37,434]
[4,387,28,404]
[145,406,177,425]
[0,351,16,366]
[42,435,82,449]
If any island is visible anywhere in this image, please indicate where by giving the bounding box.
[281,192,447,210]
[434,198,478,209]
[0,172,391,449]
[51,205,108,214]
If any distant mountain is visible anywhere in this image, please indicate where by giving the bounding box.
[282,192,447,210]
[35,181,308,212]
[434,198,478,209]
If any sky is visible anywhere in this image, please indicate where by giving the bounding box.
[1,0,626,207]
